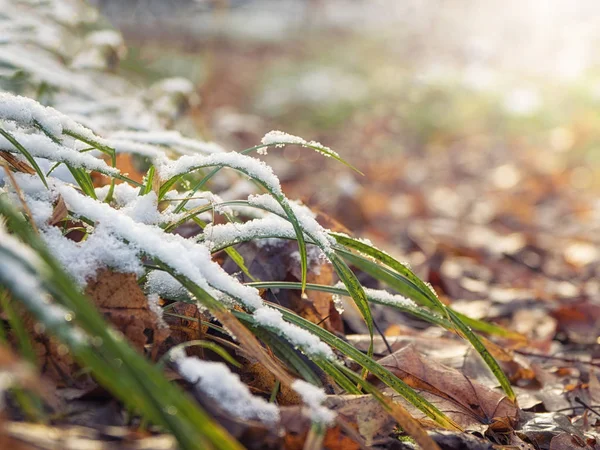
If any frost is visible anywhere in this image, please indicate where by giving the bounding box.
[291,380,336,425]
[176,357,280,424]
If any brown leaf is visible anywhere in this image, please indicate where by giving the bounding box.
[373,345,519,431]
[85,269,169,354]
[0,151,36,175]
[48,195,68,227]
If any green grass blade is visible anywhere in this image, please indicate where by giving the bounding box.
[140,165,156,196]
[0,128,48,188]
[162,164,309,293]
[445,308,516,402]
[338,249,434,308]
[251,142,363,175]
[329,253,374,359]
[332,233,438,306]
[247,281,452,329]
[258,304,460,430]
[67,166,97,199]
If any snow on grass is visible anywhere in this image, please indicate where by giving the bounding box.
[104,139,168,159]
[0,128,118,175]
[291,379,336,425]
[333,281,417,309]
[56,186,333,358]
[0,229,86,346]
[176,356,280,424]
[253,308,332,357]
[0,92,62,135]
[109,130,225,155]
[203,215,296,251]
[157,152,283,196]
[41,225,144,286]
[0,92,102,143]
[260,130,339,159]
[248,194,335,251]
[362,287,417,309]
[145,271,189,302]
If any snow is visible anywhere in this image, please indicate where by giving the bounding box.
[333,281,417,309]
[157,152,283,196]
[145,271,189,301]
[203,215,296,251]
[41,225,145,286]
[0,92,103,144]
[0,128,118,175]
[0,229,86,346]
[176,356,280,424]
[157,78,195,95]
[248,194,336,251]
[253,307,333,357]
[56,186,333,358]
[291,380,336,425]
[260,130,339,158]
[120,192,172,225]
[0,92,63,136]
[86,30,124,48]
[363,287,417,309]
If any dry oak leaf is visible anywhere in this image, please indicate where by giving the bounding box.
[372,345,519,432]
[85,269,169,355]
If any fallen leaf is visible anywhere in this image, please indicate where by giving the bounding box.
[372,345,519,431]
[85,269,169,355]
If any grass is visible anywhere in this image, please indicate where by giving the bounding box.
[0,93,518,449]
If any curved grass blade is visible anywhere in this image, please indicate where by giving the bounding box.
[335,364,441,450]
[0,128,48,188]
[338,246,517,399]
[329,253,374,360]
[335,241,521,339]
[67,166,97,199]
[332,233,437,307]
[446,308,517,402]
[253,304,461,431]
[242,324,324,387]
[161,163,309,293]
[140,165,156,196]
[337,248,519,338]
[155,264,295,387]
[247,281,451,329]
[171,141,362,214]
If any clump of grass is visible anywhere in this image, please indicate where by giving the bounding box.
[0,92,516,449]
